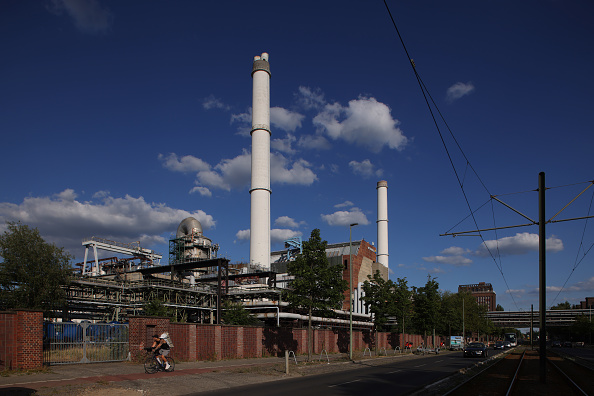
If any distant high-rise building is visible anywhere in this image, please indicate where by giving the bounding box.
[458,282,496,312]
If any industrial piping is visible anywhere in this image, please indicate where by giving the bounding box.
[377,180,389,269]
[250,53,271,270]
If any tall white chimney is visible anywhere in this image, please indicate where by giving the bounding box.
[377,180,389,270]
[250,53,271,269]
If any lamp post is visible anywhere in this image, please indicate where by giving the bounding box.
[349,222,358,361]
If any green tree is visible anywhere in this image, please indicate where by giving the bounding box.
[361,271,395,332]
[393,277,413,337]
[221,300,258,326]
[413,275,440,346]
[284,229,348,361]
[0,222,72,312]
[551,301,571,310]
[495,304,504,311]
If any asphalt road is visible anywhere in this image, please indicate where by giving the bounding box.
[195,350,500,396]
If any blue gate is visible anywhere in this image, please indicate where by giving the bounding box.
[43,322,129,365]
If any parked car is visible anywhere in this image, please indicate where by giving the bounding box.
[463,342,488,358]
[494,341,505,350]
[563,341,572,348]
[551,340,562,347]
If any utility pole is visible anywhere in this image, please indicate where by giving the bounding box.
[441,172,594,384]
[538,172,547,382]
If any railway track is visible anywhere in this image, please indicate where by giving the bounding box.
[443,347,594,395]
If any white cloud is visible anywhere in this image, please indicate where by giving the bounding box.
[475,232,564,257]
[297,134,332,150]
[271,134,297,154]
[48,0,114,34]
[334,201,354,208]
[202,95,230,110]
[422,255,472,266]
[271,107,305,132]
[321,207,369,227]
[231,106,304,135]
[233,228,303,245]
[159,153,210,173]
[506,289,526,294]
[296,86,326,110]
[349,159,383,178]
[189,186,212,197]
[430,267,446,274]
[0,190,215,257]
[546,276,594,293]
[271,155,318,185]
[271,229,303,245]
[446,82,475,103]
[163,151,318,194]
[313,96,408,153]
[441,246,471,255]
[235,229,250,242]
[274,216,301,229]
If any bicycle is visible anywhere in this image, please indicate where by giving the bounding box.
[144,347,175,373]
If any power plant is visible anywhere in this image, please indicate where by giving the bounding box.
[58,53,390,329]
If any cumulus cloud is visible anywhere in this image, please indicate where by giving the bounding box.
[506,289,526,294]
[0,190,215,257]
[271,229,303,244]
[546,277,594,293]
[233,228,303,246]
[274,216,302,229]
[321,207,369,227]
[295,86,326,110]
[313,96,408,153]
[271,134,297,154]
[475,233,564,257]
[202,95,230,110]
[423,255,472,266]
[48,0,114,34]
[230,106,304,135]
[159,153,210,173]
[162,151,317,195]
[441,246,472,255]
[189,186,212,197]
[271,107,305,132]
[446,82,475,103]
[349,159,383,178]
[423,245,473,266]
[271,155,317,186]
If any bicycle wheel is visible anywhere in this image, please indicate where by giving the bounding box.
[164,357,175,372]
[144,356,159,374]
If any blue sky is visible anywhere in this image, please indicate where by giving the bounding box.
[1,0,593,312]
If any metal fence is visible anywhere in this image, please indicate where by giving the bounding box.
[43,322,129,365]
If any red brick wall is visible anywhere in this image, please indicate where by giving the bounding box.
[0,310,43,370]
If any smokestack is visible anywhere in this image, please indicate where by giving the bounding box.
[250,53,271,269]
[377,180,389,270]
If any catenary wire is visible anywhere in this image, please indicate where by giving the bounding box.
[382,0,519,309]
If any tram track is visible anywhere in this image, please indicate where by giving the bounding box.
[441,347,594,395]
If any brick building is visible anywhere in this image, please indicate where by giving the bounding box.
[458,282,497,312]
[579,297,594,309]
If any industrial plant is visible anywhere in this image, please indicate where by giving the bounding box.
[59,53,391,329]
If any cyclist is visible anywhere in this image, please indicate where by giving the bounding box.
[151,333,171,370]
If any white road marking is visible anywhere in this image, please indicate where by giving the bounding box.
[414,363,426,368]
[387,370,402,374]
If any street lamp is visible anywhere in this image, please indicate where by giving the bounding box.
[349,222,358,361]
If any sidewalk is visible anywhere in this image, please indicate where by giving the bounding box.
[0,356,288,395]
[0,351,423,395]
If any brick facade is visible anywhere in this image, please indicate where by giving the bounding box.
[0,310,43,370]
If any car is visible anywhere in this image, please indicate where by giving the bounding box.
[494,341,505,350]
[563,341,572,348]
[551,340,561,347]
[463,342,488,358]
[503,341,512,348]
